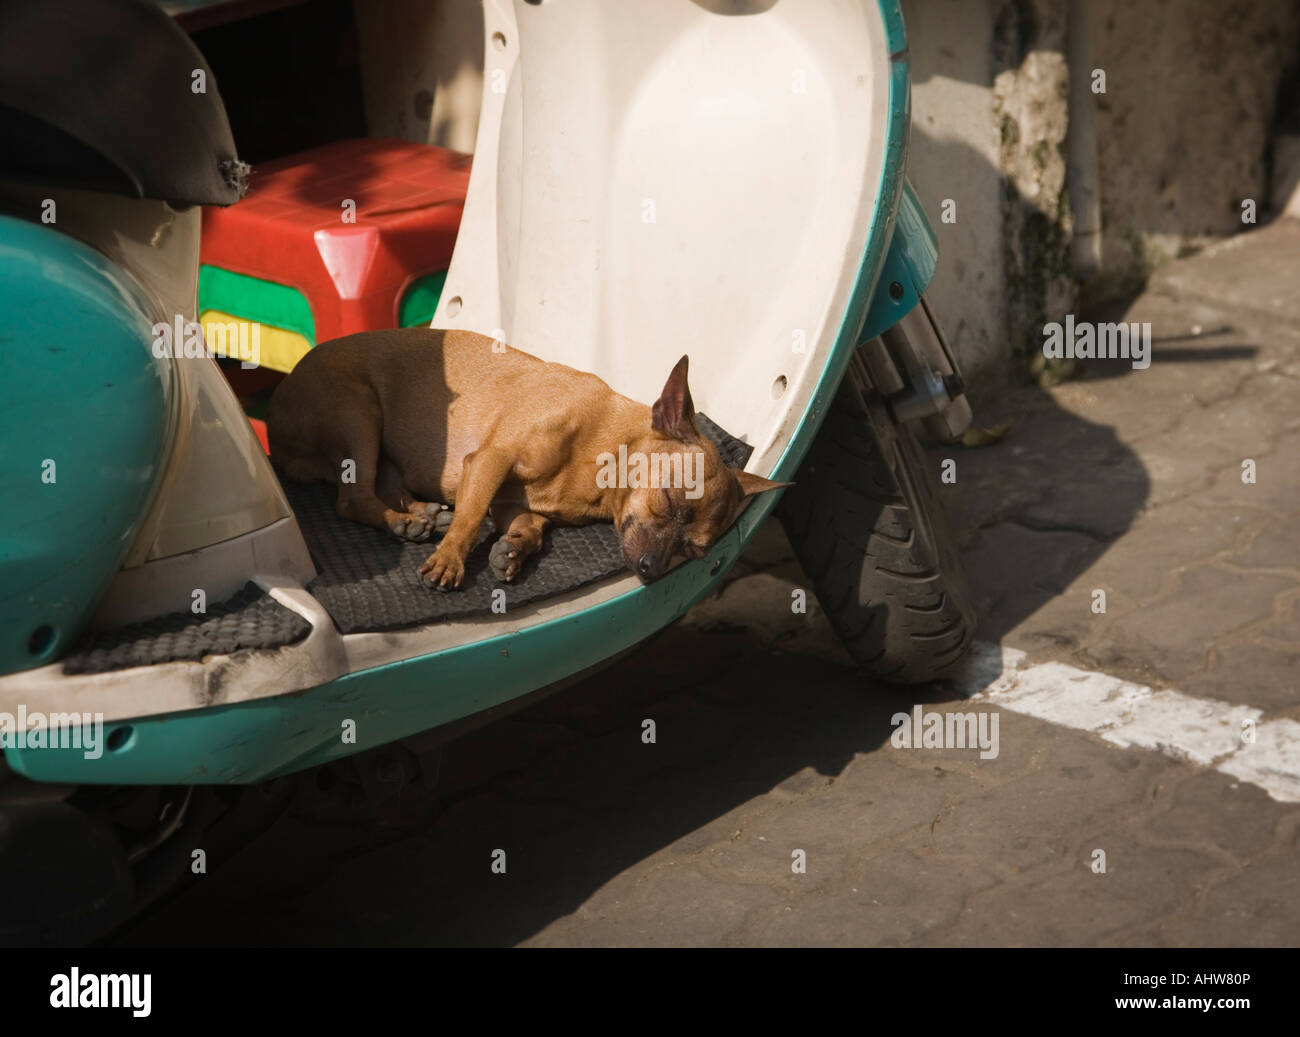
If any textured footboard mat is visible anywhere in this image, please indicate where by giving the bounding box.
[288,412,752,635]
[63,583,311,674]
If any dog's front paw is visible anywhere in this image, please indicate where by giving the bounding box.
[418,545,466,590]
[489,535,525,583]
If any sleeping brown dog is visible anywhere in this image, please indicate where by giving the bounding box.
[267,328,784,588]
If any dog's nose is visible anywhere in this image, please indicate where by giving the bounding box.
[637,555,656,579]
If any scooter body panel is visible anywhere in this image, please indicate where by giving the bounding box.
[0,215,172,677]
[3,0,918,785]
[860,179,939,342]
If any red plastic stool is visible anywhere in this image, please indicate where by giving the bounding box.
[200,137,471,374]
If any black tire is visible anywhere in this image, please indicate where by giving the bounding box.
[777,373,976,684]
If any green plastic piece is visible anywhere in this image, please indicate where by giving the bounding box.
[197,265,316,344]
[398,270,448,328]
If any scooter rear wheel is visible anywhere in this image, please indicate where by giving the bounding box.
[778,365,976,684]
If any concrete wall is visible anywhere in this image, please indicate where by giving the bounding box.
[903,0,1298,391]
[901,0,1009,402]
[1086,0,1300,302]
[902,0,1077,397]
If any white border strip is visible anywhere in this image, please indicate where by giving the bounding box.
[951,642,1300,803]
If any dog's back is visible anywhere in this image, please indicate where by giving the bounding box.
[268,327,624,502]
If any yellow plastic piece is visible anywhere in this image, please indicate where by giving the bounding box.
[199,309,311,374]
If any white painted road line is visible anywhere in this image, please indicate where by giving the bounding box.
[950,642,1300,803]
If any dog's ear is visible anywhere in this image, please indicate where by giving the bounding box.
[735,470,791,498]
[652,355,697,440]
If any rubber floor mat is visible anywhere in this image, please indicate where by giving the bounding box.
[56,414,752,667]
[289,412,752,634]
[63,583,311,674]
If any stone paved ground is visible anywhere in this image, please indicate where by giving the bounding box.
[118,220,1300,947]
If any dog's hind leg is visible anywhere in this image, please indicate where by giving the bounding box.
[327,392,438,543]
[375,454,450,542]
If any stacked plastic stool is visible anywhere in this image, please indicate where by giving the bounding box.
[199,137,472,377]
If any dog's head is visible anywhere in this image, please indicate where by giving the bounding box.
[613,355,786,582]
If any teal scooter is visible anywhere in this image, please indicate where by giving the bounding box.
[0,0,973,942]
